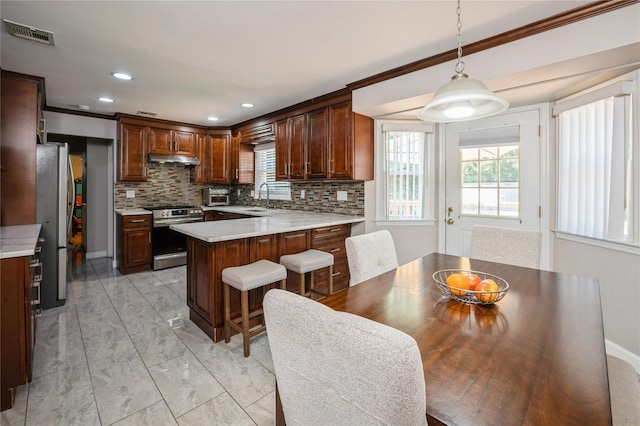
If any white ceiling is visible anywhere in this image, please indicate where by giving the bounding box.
[0,1,636,127]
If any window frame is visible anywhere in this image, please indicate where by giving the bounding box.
[374,120,436,225]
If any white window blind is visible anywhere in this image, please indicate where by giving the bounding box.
[376,122,434,222]
[557,95,632,243]
[254,143,290,200]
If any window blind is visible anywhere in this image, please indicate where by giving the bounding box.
[254,143,290,200]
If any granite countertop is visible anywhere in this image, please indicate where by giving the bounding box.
[171,209,363,243]
[115,209,152,216]
[0,224,42,259]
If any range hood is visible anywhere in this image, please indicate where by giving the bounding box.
[148,154,200,165]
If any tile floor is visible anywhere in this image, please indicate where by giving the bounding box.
[1,258,277,426]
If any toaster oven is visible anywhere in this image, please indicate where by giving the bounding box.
[203,188,230,206]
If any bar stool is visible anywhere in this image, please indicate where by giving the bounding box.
[280,249,334,299]
[222,259,287,357]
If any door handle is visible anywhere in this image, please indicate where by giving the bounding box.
[447,218,454,225]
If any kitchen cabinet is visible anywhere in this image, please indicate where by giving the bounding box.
[1,256,34,410]
[205,211,251,221]
[275,114,306,180]
[116,214,152,274]
[278,229,311,293]
[328,101,373,180]
[273,97,373,182]
[118,122,147,182]
[192,133,209,183]
[239,122,275,144]
[208,133,231,182]
[1,71,40,225]
[148,127,196,157]
[306,107,329,179]
[311,224,351,294]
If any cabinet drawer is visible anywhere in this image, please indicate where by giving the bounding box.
[312,224,350,241]
[123,215,151,228]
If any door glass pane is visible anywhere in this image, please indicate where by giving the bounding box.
[459,145,520,218]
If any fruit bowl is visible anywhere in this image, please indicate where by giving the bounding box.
[433,269,509,305]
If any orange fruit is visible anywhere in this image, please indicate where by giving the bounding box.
[446,273,471,296]
[467,274,482,291]
[476,279,499,303]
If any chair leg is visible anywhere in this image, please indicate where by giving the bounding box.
[299,272,307,298]
[328,264,334,295]
[280,279,287,290]
[224,283,231,343]
[241,290,250,357]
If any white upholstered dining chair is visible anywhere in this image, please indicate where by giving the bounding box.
[263,289,427,426]
[470,225,542,269]
[345,230,399,286]
[607,354,640,425]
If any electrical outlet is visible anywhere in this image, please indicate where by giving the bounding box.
[237,189,241,196]
[300,189,306,199]
[126,190,135,198]
[250,190,255,197]
[337,191,347,201]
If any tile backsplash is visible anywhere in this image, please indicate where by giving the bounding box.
[115,163,364,216]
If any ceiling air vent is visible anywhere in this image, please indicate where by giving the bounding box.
[137,111,158,118]
[4,19,55,46]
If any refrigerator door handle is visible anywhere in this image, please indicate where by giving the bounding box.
[67,151,75,243]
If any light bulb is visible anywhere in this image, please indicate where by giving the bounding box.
[444,101,474,119]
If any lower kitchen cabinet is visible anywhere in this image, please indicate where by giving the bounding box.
[116,214,152,274]
[185,225,351,342]
[311,224,351,294]
[1,256,34,411]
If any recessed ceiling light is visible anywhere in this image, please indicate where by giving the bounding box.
[112,72,132,80]
[98,97,114,103]
[207,116,219,121]
[241,103,254,108]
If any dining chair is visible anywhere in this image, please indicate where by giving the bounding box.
[263,289,427,426]
[606,354,640,425]
[345,229,399,286]
[470,225,542,269]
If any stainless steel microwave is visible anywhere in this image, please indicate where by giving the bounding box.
[203,188,230,206]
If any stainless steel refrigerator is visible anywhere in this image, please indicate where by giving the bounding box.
[36,142,74,308]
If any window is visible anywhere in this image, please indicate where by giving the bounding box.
[254,143,290,200]
[459,125,521,218]
[554,76,637,247]
[376,122,434,223]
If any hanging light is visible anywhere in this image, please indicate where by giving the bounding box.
[418,0,508,123]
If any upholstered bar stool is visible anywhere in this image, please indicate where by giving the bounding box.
[222,259,287,357]
[280,249,334,299]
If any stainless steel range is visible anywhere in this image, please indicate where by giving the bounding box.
[145,206,203,270]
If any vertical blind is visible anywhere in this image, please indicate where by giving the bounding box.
[254,143,290,200]
[557,95,628,241]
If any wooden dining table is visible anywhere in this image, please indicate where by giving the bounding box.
[275,252,612,425]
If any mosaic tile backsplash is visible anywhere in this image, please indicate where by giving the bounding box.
[114,163,364,216]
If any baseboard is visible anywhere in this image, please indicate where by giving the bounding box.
[86,251,107,259]
[606,338,640,374]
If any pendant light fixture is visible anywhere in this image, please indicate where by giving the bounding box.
[418,0,508,123]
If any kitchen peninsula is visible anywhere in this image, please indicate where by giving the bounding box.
[170,209,364,342]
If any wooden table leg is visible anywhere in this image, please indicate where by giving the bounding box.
[275,381,285,425]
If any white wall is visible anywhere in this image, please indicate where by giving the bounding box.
[353,8,640,367]
[44,111,117,258]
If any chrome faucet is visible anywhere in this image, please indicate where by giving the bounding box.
[258,182,270,209]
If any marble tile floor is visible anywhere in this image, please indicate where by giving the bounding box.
[1,257,277,426]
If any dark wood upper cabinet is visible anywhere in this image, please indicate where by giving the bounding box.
[148,127,196,157]
[306,107,329,179]
[193,133,209,183]
[208,133,231,183]
[118,123,148,182]
[328,101,353,180]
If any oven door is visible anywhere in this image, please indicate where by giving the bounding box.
[151,219,201,270]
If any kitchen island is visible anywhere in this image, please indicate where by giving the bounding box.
[171,209,364,342]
